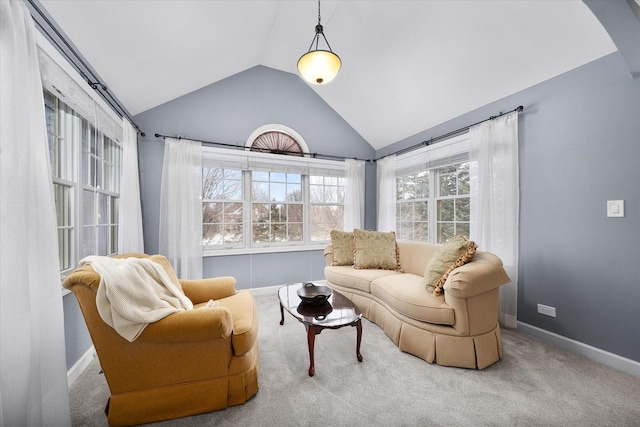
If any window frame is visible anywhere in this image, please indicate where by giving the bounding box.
[394,134,470,244]
[201,146,346,256]
[38,32,124,280]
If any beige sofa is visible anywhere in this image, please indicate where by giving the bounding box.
[324,240,511,369]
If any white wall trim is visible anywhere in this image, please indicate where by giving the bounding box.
[517,321,640,378]
[249,284,280,297]
[67,345,96,387]
[248,280,328,297]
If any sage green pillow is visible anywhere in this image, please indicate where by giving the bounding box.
[330,230,354,266]
[424,235,477,296]
[353,229,401,271]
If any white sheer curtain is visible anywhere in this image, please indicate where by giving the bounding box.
[469,111,519,329]
[376,154,397,232]
[343,159,366,231]
[118,119,144,253]
[0,2,72,425]
[159,138,203,279]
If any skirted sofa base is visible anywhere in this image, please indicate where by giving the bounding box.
[325,282,502,369]
[324,240,510,369]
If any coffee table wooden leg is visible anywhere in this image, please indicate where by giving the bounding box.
[307,326,317,377]
[355,319,363,362]
[279,302,285,325]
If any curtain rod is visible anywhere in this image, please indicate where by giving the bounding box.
[373,105,524,162]
[153,133,371,163]
[27,0,146,137]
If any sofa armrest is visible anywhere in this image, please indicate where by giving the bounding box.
[180,276,237,304]
[324,245,334,266]
[443,252,511,299]
[138,307,233,343]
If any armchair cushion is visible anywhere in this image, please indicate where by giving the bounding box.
[80,255,193,342]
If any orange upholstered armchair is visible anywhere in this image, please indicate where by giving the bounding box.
[62,253,259,426]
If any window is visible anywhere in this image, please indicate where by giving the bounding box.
[203,168,244,246]
[310,175,345,242]
[40,44,123,275]
[251,171,303,245]
[396,171,429,241]
[45,91,77,271]
[201,147,345,253]
[46,90,123,272]
[395,135,470,244]
[436,163,470,241]
[82,130,121,258]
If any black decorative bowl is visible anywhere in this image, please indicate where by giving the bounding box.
[297,301,333,320]
[296,282,333,305]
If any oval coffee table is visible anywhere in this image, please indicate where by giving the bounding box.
[278,282,363,377]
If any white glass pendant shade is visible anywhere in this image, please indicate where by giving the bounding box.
[297,49,342,85]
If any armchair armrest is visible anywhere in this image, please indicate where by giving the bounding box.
[180,276,237,304]
[138,307,233,343]
[443,252,511,299]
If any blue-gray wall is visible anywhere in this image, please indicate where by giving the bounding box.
[378,51,640,364]
[134,65,376,289]
[64,53,640,370]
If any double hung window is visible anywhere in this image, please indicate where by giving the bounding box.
[202,147,345,254]
[309,175,345,242]
[395,135,470,243]
[40,43,123,275]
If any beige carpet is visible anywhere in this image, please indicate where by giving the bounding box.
[69,290,640,426]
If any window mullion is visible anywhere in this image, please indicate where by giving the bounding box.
[429,169,437,244]
[244,170,251,249]
[303,175,310,244]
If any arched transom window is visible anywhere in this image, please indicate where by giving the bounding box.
[246,124,309,156]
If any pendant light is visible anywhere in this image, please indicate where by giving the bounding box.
[297,0,342,85]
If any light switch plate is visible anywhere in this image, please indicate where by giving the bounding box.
[607,200,624,217]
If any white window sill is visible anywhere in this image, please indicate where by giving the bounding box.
[203,244,327,257]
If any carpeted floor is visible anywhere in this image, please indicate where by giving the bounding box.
[69,289,640,426]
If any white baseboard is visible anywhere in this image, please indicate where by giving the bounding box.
[249,281,328,297]
[517,322,640,378]
[249,285,280,297]
[67,346,96,387]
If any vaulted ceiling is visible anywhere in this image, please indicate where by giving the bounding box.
[39,0,618,149]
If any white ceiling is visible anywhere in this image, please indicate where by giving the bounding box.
[39,0,616,150]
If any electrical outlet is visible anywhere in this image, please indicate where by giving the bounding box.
[537,304,556,318]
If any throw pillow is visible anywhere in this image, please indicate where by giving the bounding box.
[330,230,355,266]
[352,229,401,271]
[424,235,477,296]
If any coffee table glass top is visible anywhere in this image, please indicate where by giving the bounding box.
[278,282,362,328]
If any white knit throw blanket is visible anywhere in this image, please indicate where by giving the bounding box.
[81,256,194,342]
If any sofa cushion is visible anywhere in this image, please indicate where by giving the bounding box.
[330,230,354,266]
[325,265,401,294]
[424,235,477,295]
[396,241,440,276]
[371,274,455,325]
[353,229,401,271]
